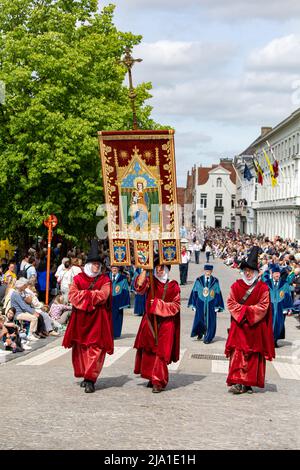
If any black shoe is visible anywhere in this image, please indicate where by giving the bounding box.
[242,385,253,394]
[197,335,203,340]
[229,384,243,394]
[80,380,87,388]
[275,341,279,348]
[85,381,95,393]
[147,381,153,388]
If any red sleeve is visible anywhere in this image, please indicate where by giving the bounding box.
[90,282,111,306]
[149,283,180,318]
[134,276,150,295]
[227,287,247,324]
[246,289,270,325]
[68,282,93,311]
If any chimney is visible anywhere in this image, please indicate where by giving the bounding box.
[261,126,272,137]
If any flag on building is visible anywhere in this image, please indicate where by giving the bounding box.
[273,160,279,178]
[263,149,277,187]
[243,164,253,181]
[252,155,264,185]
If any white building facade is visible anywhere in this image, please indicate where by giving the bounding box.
[186,159,236,230]
[237,109,300,240]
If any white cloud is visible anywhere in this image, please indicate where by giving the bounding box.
[248,34,300,71]
[116,0,300,20]
[133,40,235,86]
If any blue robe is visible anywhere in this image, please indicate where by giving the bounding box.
[265,278,293,342]
[131,269,146,316]
[188,275,224,343]
[110,273,130,338]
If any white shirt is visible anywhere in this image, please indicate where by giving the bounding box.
[181,252,190,264]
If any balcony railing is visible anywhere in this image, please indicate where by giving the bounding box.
[214,206,224,213]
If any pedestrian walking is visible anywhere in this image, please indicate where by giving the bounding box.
[193,240,201,264]
[133,257,180,393]
[62,240,113,394]
[205,243,212,263]
[109,266,130,339]
[225,247,275,394]
[264,264,293,347]
[179,243,190,285]
[188,264,224,343]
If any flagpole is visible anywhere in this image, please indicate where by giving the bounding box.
[232,163,243,187]
[265,140,286,178]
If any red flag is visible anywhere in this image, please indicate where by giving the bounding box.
[273,160,279,178]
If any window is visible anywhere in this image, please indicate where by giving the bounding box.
[217,177,222,187]
[231,195,236,209]
[215,216,222,228]
[216,194,223,207]
[203,215,207,227]
[200,193,207,208]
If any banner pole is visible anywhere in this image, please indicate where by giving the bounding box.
[149,269,158,345]
[45,224,52,306]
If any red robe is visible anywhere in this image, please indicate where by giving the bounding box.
[225,279,275,388]
[134,276,180,388]
[62,272,113,382]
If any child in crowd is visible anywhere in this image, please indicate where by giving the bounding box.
[49,294,72,328]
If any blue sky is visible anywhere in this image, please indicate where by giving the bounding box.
[99,1,300,185]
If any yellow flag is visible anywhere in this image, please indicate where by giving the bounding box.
[263,149,277,187]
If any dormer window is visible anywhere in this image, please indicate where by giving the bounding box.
[217,177,222,187]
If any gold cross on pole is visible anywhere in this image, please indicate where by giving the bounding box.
[119,47,142,130]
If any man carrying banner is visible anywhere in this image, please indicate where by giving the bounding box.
[188,264,224,344]
[225,246,275,394]
[133,257,181,393]
[62,240,113,394]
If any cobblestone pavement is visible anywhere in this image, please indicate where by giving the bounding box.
[1,257,300,450]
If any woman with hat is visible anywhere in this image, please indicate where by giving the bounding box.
[62,240,113,394]
[133,257,181,393]
[225,246,275,394]
[188,264,224,344]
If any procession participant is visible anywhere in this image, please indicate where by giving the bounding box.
[179,242,190,285]
[188,264,224,344]
[264,265,293,347]
[62,240,113,394]
[131,267,146,317]
[193,240,202,264]
[109,266,130,339]
[133,257,180,393]
[225,247,275,394]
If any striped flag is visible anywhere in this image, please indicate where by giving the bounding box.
[252,155,264,185]
[263,149,277,187]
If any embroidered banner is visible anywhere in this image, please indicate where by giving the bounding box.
[98,130,180,267]
[134,240,154,269]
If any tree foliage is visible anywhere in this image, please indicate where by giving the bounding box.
[0,0,162,246]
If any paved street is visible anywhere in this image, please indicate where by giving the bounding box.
[1,257,300,450]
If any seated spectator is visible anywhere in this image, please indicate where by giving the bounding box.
[49,294,72,326]
[10,278,40,342]
[4,307,32,351]
[0,313,24,353]
[3,262,17,283]
[3,277,16,315]
[25,280,59,337]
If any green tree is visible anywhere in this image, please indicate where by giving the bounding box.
[0,0,162,248]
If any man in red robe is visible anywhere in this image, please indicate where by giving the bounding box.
[133,258,180,393]
[62,240,113,393]
[225,246,275,394]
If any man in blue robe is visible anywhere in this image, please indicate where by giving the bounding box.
[110,267,131,339]
[264,264,293,347]
[131,268,146,316]
[188,264,224,344]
